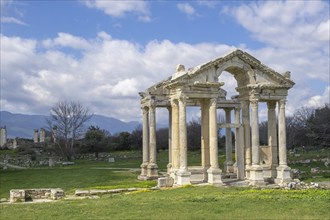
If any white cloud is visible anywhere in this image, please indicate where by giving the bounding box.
[177,3,196,16]
[225,0,330,115]
[84,0,151,22]
[306,86,330,108]
[228,0,329,50]
[42,33,92,50]
[1,1,329,123]
[1,16,26,25]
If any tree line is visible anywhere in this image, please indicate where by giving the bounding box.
[14,101,327,161]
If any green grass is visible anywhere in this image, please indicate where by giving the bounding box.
[0,186,329,220]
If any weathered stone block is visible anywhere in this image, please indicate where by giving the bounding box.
[10,190,25,203]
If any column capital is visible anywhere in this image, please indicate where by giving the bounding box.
[142,106,149,114]
[250,99,259,109]
[267,101,277,110]
[179,94,188,105]
[210,98,217,107]
[170,98,178,108]
[278,99,287,108]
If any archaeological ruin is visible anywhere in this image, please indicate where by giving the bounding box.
[138,49,295,186]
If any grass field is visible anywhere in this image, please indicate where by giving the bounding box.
[1,186,329,220]
[0,149,329,219]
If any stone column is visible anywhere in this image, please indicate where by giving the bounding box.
[207,98,222,185]
[201,99,210,182]
[171,99,180,177]
[235,107,245,180]
[241,100,251,178]
[40,128,45,143]
[138,107,149,180]
[147,101,158,179]
[224,108,233,172]
[34,129,39,143]
[249,99,265,186]
[177,95,191,185]
[275,99,291,184]
[267,101,278,180]
[167,107,172,173]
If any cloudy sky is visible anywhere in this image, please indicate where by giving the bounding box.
[1,0,329,123]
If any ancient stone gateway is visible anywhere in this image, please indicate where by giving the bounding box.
[138,49,294,186]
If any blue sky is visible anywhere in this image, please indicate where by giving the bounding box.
[1,0,329,123]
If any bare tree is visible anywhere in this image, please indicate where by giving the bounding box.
[47,101,92,160]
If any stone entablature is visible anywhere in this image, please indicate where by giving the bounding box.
[138,49,294,187]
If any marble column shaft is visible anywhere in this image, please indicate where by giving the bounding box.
[278,100,287,166]
[201,99,210,168]
[149,104,157,164]
[178,97,188,171]
[225,108,233,165]
[171,100,180,170]
[250,99,260,166]
[142,107,149,164]
[167,107,172,172]
[241,101,251,168]
[209,98,219,169]
[267,101,278,165]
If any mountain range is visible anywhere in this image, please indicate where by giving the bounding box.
[0,111,141,139]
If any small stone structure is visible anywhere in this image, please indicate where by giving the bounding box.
[138,49,295,186]
[10,188,64,203]
[0,126,7,148]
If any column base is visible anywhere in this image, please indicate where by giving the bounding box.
[176,169,191,185]
[202,166,210,182]
[138,162,148,180]
[224,161,234,173]
[147,163,159,180]
[249,165,266,186]
[207,167,223,186]
[245,164,251,179]
[167,163,172,174]
[275,165,291,184]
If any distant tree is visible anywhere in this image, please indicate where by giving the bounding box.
[130,125,142,150]
[307,104,330,148]
[47,101,92,160]
[156,128,168,150]
[187,118,201,150]
[84,126,108,157]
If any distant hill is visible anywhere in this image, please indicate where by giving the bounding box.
[0,111,140,139]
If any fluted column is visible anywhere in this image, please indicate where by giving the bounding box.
[171,99,180,173]
[167,106,172,173]
[147,101,158,179]
[249,99,265,185]
[241,100,251,178]
[138,107,149,180]
[235,107,245,180]
[267,101,278,179]
[201,99,210,182]
[207,98,222,185]
[224,108,233,172]
[177,95,191,185]
[275,99,291,184]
